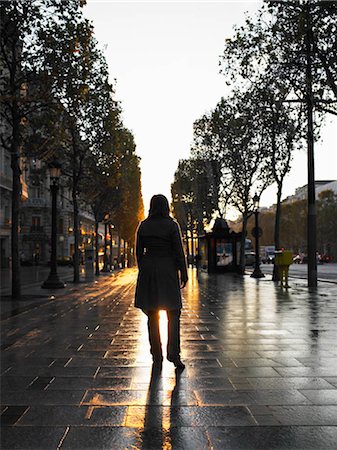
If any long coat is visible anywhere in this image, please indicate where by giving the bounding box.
[134,216,188,311]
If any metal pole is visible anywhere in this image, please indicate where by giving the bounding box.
[306,3,317,287]
[50,183,58,276]
[109,224,113,270]
[42,181,65,288]
[101,221,110,272]
[251,210,264,279]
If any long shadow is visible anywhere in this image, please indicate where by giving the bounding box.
[139,365,164,449]
[169,368,184,448]
[139,366,186,449]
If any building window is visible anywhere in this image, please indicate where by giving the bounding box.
[4,154,10,174]
[58,218,64,234]
[32,216,41,227]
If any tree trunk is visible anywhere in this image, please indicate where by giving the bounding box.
[109,224,113,269]
[239,214,248,274]
[95,219,100,276]
[272,184,282,281]
[11,150,21,299]
[72,187,80,283]
[123,240,127,268]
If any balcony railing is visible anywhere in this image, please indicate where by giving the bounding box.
[30,225,44,232]
[0,218,11,229]
[0,173,12,191]
[25,198,47,208]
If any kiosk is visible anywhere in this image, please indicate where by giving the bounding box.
[198,218,242,273]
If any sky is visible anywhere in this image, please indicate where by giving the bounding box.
[84,0,337,214]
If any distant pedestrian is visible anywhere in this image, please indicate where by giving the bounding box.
[135,194,188,370]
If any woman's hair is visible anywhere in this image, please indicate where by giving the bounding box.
[148,194,170,218]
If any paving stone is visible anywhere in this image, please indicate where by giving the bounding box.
[60,426,160,449]
[0,376,35,391]
[165,427,210,450]
[231,358,284,367]
[299,389,337,404]
[125,405,255,427]
[223,367,282,378]
[17,405,127,426]
[195,390,254,406]
[7,366,97,378]
[0,426,66,450]
[48,376,132,390]
[248,390,312,405]
[323,378,337,388]
[1,390,85,406]
[0,406,29,426]
[82,389,198,406]
[207,425,337,449]
[275,366,337,377]
[253,415,282,425]
[248,377,335,390]
[269,405,337,425]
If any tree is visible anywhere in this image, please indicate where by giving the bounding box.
[38,4,116,282]
[0,0,78,297]
[113,129,144,266]
[220,0,337,283]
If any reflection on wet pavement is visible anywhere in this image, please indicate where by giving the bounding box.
[1,268,337,449]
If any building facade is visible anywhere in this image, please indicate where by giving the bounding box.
[19,157,119,265]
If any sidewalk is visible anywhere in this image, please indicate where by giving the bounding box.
[1,268,337,449]
[0,265,108,317]
[1,265,83,295]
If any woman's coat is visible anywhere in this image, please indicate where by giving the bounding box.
[135,216,188,311]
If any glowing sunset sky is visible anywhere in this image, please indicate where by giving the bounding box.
[84,0,337,214]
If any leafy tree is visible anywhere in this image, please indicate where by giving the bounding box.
[221,1,337,112]
[219,0,337,276]
[113,129,144,266]
[38,3,116,282]
[0,0,81,297]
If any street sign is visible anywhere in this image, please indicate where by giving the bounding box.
[252,226,263,238]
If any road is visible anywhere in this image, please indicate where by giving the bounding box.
[255,263,337,283]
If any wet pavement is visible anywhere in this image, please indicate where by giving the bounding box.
[1,268,337,449]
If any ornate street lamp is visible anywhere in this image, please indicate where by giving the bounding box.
[42,161,65,289]
[101,213,110,272]
[109,224,114,270]
[251,193,265,279]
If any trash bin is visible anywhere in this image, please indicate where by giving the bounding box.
[85,247,95,280]
[275,250,293,288]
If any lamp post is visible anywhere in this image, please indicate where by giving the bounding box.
[251,194,265,279]
[101,213,110,272]
[109,224,114,270]
[42,161,65,289]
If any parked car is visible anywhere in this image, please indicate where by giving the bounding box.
[261,246,275,264]
[57,256,73,266]
[293,254,302,264]
[245,252,256,266]
[321,254,332,263]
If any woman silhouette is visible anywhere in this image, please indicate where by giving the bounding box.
[135,194,188,370]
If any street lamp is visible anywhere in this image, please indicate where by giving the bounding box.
[101,213,110,272]
[251,193,265,279]
[109,224,114,270]
[42,161,65,289]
